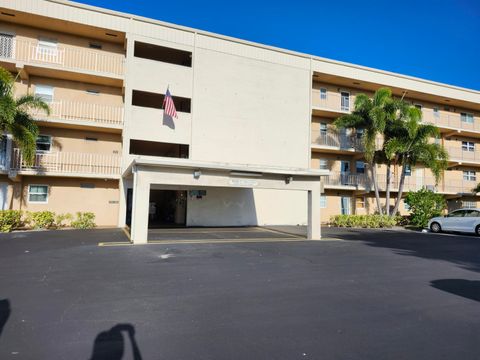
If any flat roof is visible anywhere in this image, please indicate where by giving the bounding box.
[45,0,479,97]
[124,157,329,178]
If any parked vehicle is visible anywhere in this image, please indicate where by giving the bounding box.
[428,208,480,235]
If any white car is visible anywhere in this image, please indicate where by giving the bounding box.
[428,208,480,235]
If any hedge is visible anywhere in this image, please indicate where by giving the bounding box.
[330,214,401,228]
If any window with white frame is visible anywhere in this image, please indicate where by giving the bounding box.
[405,164,411,176]
[320,195,327,208]
[28,185,48,203]
[320,122,327,136]
[34,84,54,103]
[463,170,476,181]
[462,200,476,209]
[356,128,364,139]
[356,161,365,174]
[36,37,58,60]
[319,159,328,170]
[461,113,474,124]
[403,200,411,211]
[462,141,475,152]
[355,196,365,209]
[320,88,327,100]
[36,135,52,152]
[0,32,14,58]
[340,92,350,111]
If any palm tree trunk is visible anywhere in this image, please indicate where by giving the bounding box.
[392,162,407,215]
[371,163,383,215]
[385,164,391,216]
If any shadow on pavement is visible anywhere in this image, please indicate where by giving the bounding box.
[89,324,142,360]
[0,299,10,338]
[431,279,480,302]
[325,228,480,273]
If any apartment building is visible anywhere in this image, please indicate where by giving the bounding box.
[0,0,479,242]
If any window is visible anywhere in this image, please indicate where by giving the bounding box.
[89,42,102,49]
[320,88,327,100]
[0,32,14,58]
[461,113,474,124]
[129,139,189,158]
[319,123,327,136]
[35,84,54,103]
[320,195,327,208]
[433,107,440,118]
[356,161,365,174]
[340,92,350,111]
[36,37,59,61]
[80,183,95,189]
[85,137,98,142]
[463,170,476,181]
[403,200,410,211]
[462,141,475,152]
[319,159,328,170]
[405,165,411,176]
[28,185,48,203]
[434,136,441,145]
[356,128,364,139]
[134,41,192,67]
[132,90,191,113]
[464,208,479,216]
[355,196,365,209]
[86,89,99,95]
[414,103,423,110]
[448,210,466,217]
[463,201,476,209]
[36,135,52,152]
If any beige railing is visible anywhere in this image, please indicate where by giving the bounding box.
[311,130,364,151]
[422,109,480,132]
[447,147,480,163]
[0,35,124,76]
[11,149,121,177]
[35,100,124,126]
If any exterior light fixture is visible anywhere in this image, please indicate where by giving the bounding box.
[285,175,293,184]
[193,169,201,179]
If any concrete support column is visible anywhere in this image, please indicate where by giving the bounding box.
[130,170,150,244]
[307,183,321,240]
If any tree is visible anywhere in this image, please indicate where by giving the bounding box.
[472,183,480,194]
[385,105,448,216]
[404,188,446,228]
[335,88,395,215]
[0,67,49,165]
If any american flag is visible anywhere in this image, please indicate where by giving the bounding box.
[163,88,178,118]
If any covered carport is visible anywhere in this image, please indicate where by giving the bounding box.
[124,157,327,244]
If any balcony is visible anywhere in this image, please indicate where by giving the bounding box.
[447,147,480,165]
[10,149,121,179]
[34,100,124,130]
[312,90,354,116]
[311,130,364,153]
[422,109,480,133]
[0,35,124,78]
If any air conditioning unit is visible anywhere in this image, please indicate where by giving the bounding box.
[425,185,435,191]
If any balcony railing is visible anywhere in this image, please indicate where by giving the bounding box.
[448,147,480,163]
[312,91,355,113]
[34,100,124,127]
[311,130,364,151]
[422,109,480,132]
[11,149,121,177]
[0,36,124,76]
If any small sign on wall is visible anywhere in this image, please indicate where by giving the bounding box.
[189,190,207,199]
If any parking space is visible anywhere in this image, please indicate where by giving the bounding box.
[147,226,306,243]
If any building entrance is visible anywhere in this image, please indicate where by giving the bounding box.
[148,190,187,228]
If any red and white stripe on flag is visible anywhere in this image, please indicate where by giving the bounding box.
[163,88,178,118]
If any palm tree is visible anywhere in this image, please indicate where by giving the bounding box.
[0,67,49,165]
[385,105,448,216]
[334,88,395,215]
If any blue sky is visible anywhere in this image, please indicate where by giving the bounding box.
[77,0,480,90]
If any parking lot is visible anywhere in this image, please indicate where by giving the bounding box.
[0,227,479,359]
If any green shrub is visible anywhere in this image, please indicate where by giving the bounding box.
[71,212,96,229]
[404,188,446,228]
[0,210,22,232]
[55,213,73,228]
[329,214,400,228]
[26,211,56,229]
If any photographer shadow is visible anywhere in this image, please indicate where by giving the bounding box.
[89,323,142,360]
